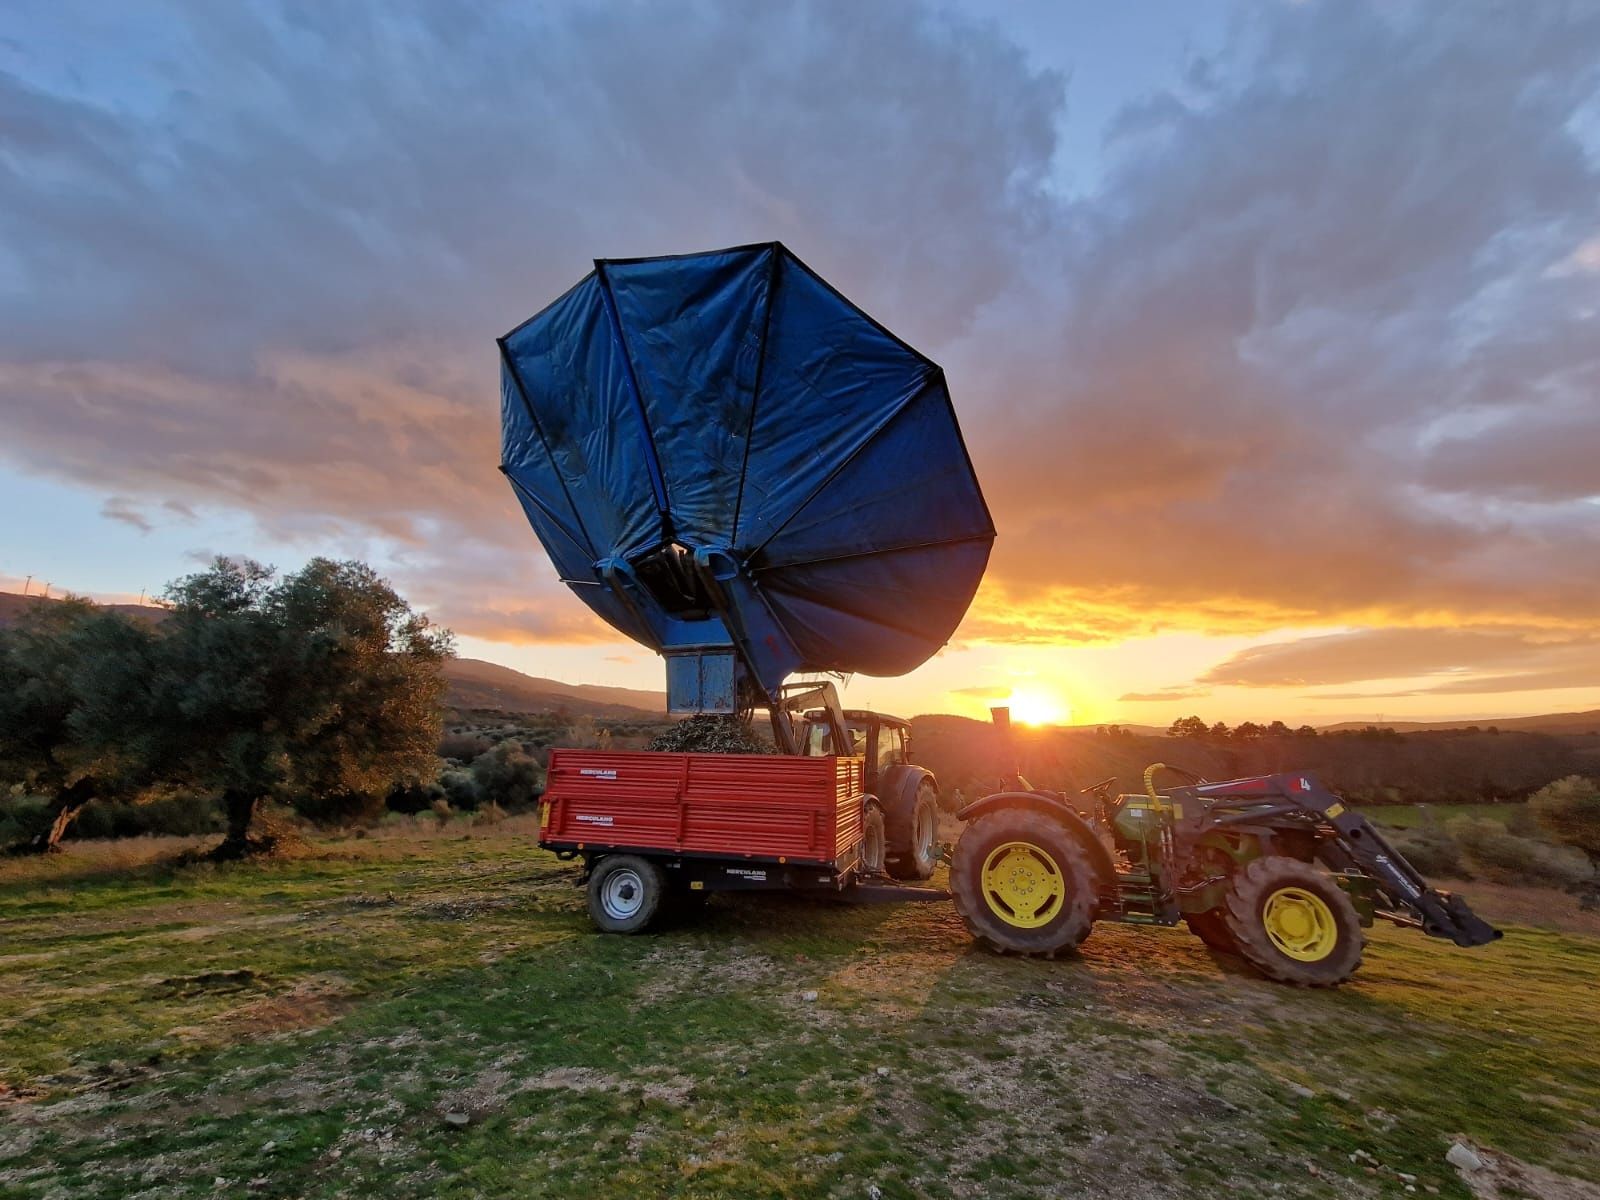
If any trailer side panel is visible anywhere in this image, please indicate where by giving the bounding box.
[542,749,865,865]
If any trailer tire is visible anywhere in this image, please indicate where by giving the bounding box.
[1223,856,1364,986]
[587,855,665,934]
[886,782,939,881]
[951,809,1095,957]
[1182,909,1237,954]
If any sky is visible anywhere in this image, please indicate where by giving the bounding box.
[2,0,1599,728]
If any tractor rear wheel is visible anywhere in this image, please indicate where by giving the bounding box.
[587,855,665,934]
[859,802,887,875]
[951,809,1096,957]
[1222,856,1364,986]
[1182,908,1237,954]
[886,782,939,881]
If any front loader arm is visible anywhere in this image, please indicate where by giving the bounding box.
[1189,773,1502,948]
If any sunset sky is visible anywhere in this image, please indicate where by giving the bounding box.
[3,1,1599,727]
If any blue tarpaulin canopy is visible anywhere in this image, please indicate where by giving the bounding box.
[499,242,993,701]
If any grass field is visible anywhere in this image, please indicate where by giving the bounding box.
[2,825,1598,1200]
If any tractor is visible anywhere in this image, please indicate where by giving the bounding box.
[502,241,1501,988]
[951,763,1501,986]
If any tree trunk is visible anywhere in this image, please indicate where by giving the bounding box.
[20,780,95,854]
[212,791,265,860]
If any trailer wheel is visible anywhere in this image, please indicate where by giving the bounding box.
[1182,909,1237,954]
[587,855,665,934]
[951,809,1095,957]
[1223,856,1364,986]
[886,782,939,881]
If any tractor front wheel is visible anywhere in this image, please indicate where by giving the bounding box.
[1222,856,1364,986]
[951,809,1096,957]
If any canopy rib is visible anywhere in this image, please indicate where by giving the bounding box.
[594,262,672,540]
[730,245,781,547]
[745,372,940,560]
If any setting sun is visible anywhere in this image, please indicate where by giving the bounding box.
[1005,688,1070,727]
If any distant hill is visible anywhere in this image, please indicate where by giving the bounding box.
[1319,710,1600,736]
[0,591,168,627]
[443,657,665,717]
[909,713,1585,807]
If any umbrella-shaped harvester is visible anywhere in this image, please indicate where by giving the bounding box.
[498,242,995,741]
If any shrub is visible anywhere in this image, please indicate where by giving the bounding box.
[469,743,543,809]
[438,732,492,762]
[387,778,447,815]
[293,789,387,828]
[1530,775,1600,866]
[1448,817,1592,888]
[71,791,223,840]
[438,769,482,811]
[1388,827,1463,878]
[0,795,55,848]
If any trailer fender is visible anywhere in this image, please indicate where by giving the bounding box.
[956,791,1116,888]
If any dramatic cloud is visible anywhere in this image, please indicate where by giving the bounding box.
[950,685,1013,700]
[0,0,1061,643]
[1119,689,1211,703]
[1202,627,1600,694]
[3,1,1600,686]
[959,2,1600,642]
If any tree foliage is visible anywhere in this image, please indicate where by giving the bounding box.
[153,558,454,854]
[0,599,160,850]
[1530,775,1600,866]
[0,558,453,856]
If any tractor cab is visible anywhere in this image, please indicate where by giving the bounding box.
[800,709,912,797]
[799,708,940,881]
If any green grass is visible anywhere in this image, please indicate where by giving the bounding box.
[1362,801,1526,829]
[1,829,1596,1199]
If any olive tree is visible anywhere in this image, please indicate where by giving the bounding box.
[155,558,453,856]
[0,600,159,852]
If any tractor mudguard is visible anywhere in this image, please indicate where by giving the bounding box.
[880,764,933,820]
[956,791,1116,888]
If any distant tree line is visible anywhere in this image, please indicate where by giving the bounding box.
[1167,716,1319,740]
[0,558,452,856]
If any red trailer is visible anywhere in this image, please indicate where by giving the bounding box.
[540,746,924,930]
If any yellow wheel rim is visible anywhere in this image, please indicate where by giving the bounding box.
[980,841,1065,928]
[1262,886,1339,961]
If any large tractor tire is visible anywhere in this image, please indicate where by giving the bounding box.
[951,809,1096,957]
[859,802,887,876]
[587,855,665,934]
[1222,856,1364,986]
[1182,908,1238,954]
[886,781,940,881]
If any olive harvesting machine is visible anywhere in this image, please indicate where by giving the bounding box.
[499,242,1500,986]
